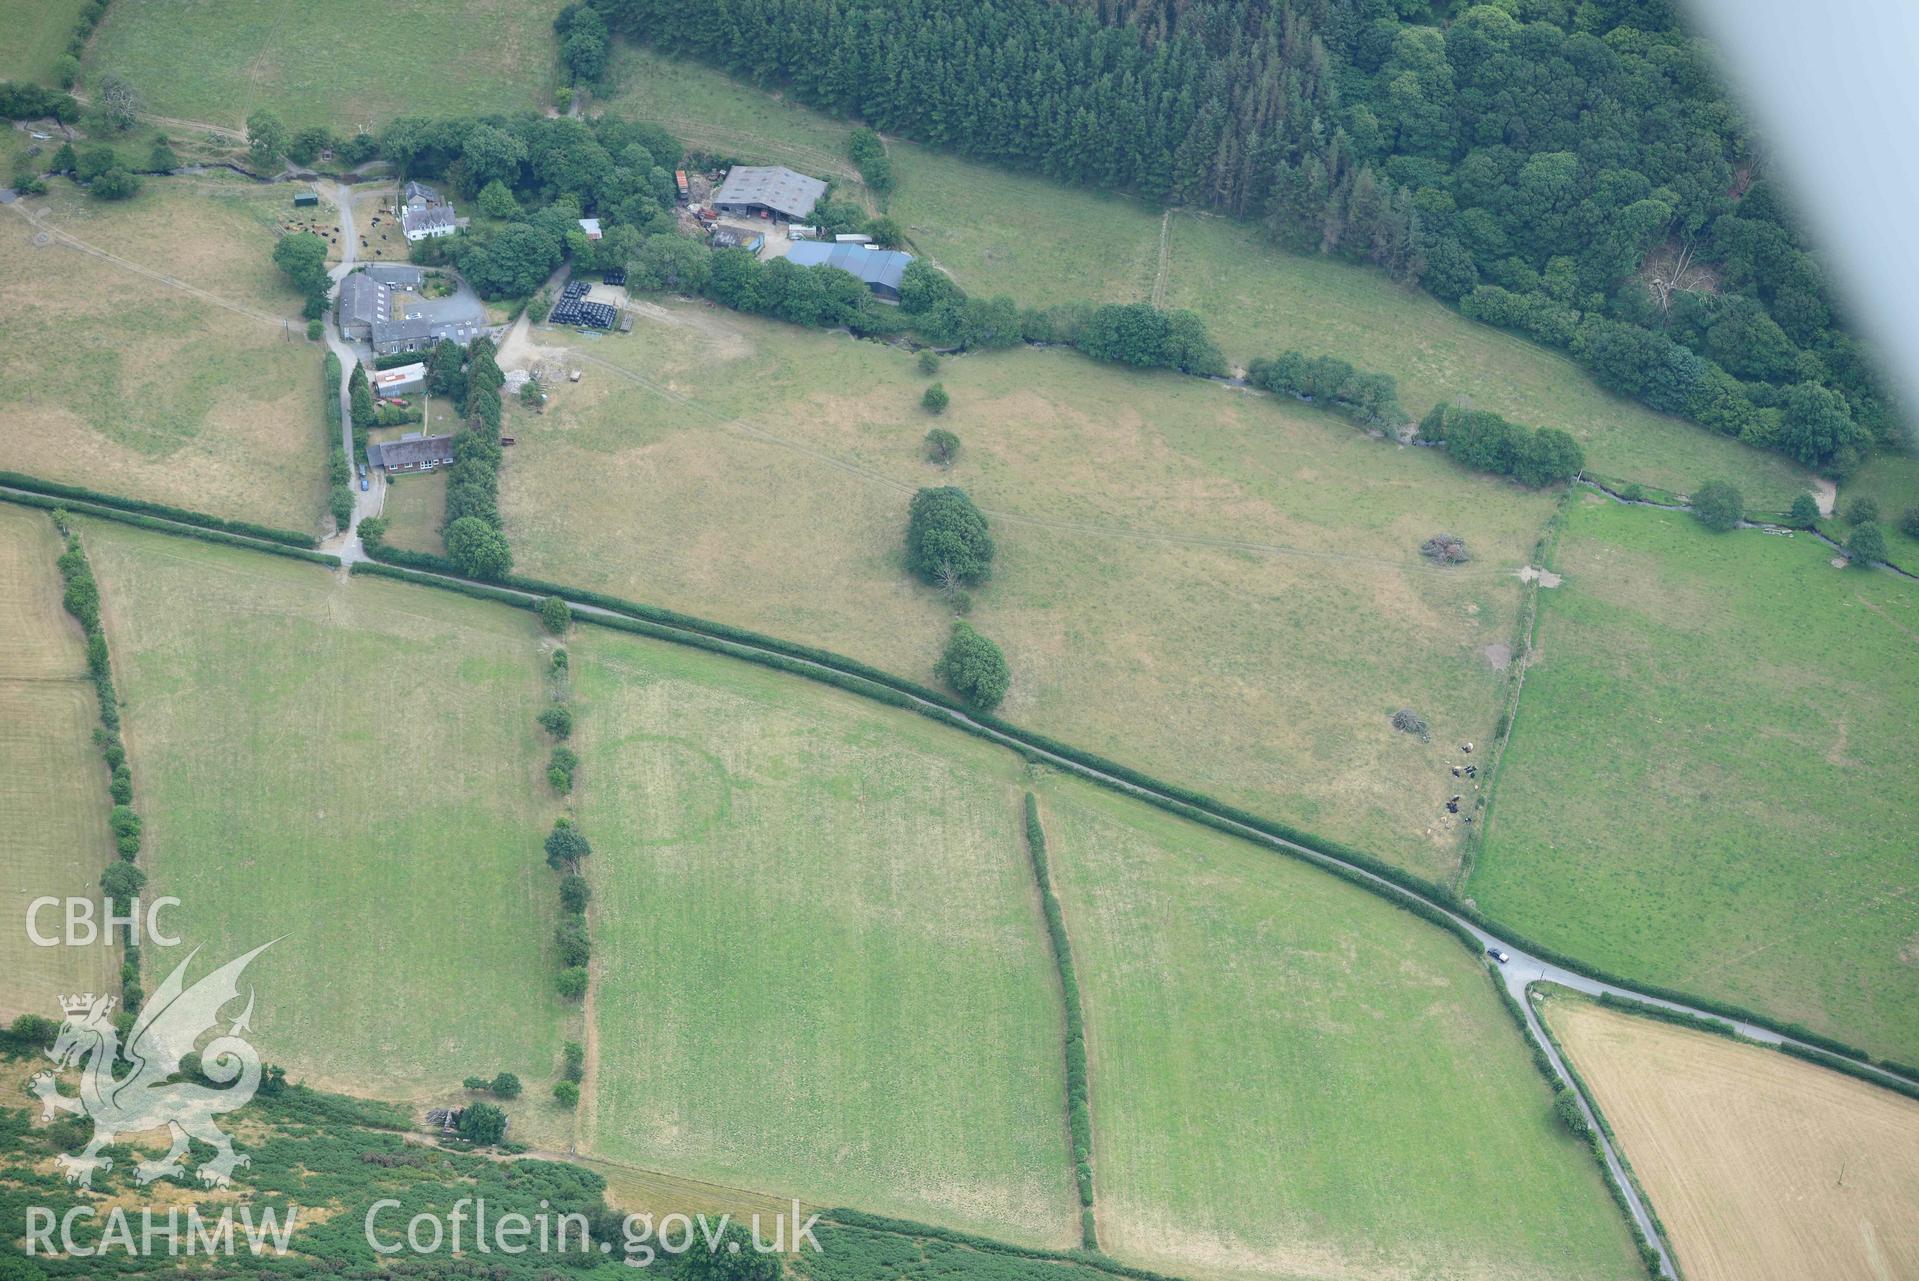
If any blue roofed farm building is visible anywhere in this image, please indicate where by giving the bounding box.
[784,242,914,303]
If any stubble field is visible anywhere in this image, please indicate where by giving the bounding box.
[1542,995,1919,1281]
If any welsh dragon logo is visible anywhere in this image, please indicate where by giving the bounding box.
[31,942,274,1189]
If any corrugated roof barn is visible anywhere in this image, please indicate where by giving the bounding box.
[712,165,826,221]
[785,241,915,302]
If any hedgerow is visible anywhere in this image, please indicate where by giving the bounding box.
[1022,796,1097,1246]
[1246,350,1405,429]
[1529,992,1673,1277]
[0,489,340,565]
[0,470,318,547]
[49,516,148,1013]
[1416,403,1585,488]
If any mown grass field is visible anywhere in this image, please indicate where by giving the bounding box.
[570,625,1079,1245]
[503,302,1550,879]
[1542,994,1919,1281]
[580,45,1813,505]
[1470,498,1919,1061]
[1035,778,1641,1281]
[86,522,574,1107]
[0,503,117,1023]
[378,469,447,556]
[0,178,327,532]
[0,0,88,84]
[83,0,564,133]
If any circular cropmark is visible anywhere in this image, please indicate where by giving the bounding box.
[608,733,732,845]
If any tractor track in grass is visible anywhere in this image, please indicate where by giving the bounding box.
[4,200,294,329]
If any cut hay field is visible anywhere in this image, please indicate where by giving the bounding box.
[86,522,573,1107]
[503,302,1552,879]
[570,624,1079,1245]
[1469,498,1919,1061]
[586,45,1812,506]
[0,0,88,84]
[1035,778,1641,1281]
[0,503,117,1023]
[83,0,564,134]
[1542,994,1919,1281]
[0,179,328,532]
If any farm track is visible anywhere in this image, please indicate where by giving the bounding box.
[3,200,291,329]
[64,91,248,141]
[1149,210,1171,308]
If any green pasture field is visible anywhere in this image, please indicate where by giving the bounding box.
[1035,776,1642,1281]
[1469,497,1919,1062]
[0,178,328,532]
[0,503,117,1024]
[83,0,564,133]
[599,44,865,188]
[503,302,1552,879]
[85,522,575,1108]
[1830,447,1919,567]
[0,0,88,85]
[570,624,1079,1245]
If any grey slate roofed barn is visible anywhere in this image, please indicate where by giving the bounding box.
[712,165,827,221]
[366,434,456,472]
[337,273,387,333]
[365,264,425,288]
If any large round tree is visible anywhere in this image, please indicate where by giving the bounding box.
[905,487,994,587]
[445,516,513,580]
